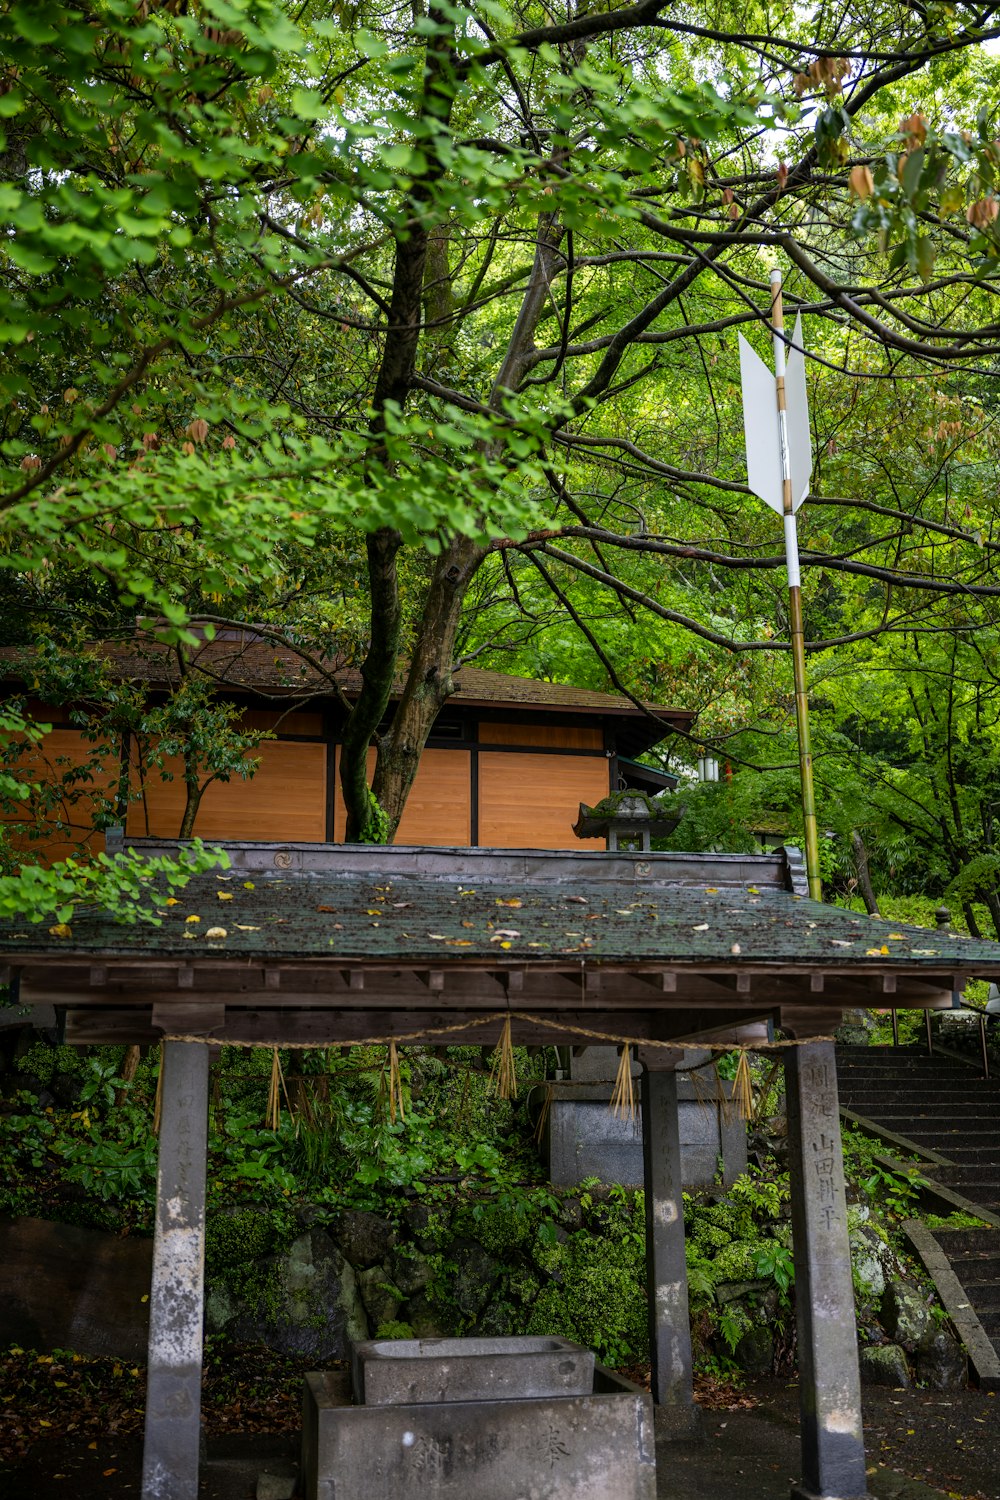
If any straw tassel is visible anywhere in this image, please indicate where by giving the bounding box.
[732,1049,754,1122]
[610,1043,636,1122]
[533,1082,554,1144]
[488,1016,518,1101]
[266,1047,292,1131]
[387,1041,405,1123]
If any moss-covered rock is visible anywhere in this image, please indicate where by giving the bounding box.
[525,1235,647,1365]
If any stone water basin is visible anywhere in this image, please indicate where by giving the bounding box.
[351,1334,595,1407]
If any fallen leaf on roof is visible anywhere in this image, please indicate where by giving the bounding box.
[243,881,255,889]
[705,887,718,893]
[366,909,382,916]
[48,923,72,939]
[496,897,523,908]
[165,897,179,906]
[446,939,472,946]
[491,929,520,941]
[615,909,634,916]
[564,895,588,904]
[746,886,759,894]
[234,924,260,931]
[206,927,227,939]
[499,940,512,949]
[392,901,411,908]
[185,915,201,924]
[865,947,890,957]
[910,948,939,956]
[830,940,853,947]
[731,943,741,954]
[888,933,905,939]
[461,920,475,928]
[316,905,337,913]
[692,923,709,931]
[428,933,447,940]
[217,892,233,901]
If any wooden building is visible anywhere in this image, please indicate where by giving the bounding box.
[0,635,692,859]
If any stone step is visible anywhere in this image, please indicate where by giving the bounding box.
[947,1256,1000,1283]
[914,1146,1000,1164]
[934,1228,1000,1254]
[935,1167,1000,1190]
[842,1101,998,1116]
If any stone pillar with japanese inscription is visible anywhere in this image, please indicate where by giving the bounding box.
[785,1040,870,1500]
[638,1054,701,1437]
[141,1040,210,1500]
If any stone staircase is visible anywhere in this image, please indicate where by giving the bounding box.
[836,1044,1000,1377]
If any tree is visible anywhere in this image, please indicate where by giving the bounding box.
[4,0,1000,887]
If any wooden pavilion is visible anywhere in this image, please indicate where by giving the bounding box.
[6,836,1000,1500]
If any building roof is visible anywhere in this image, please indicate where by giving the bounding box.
[5,842,999,978]
[0,638,693,730]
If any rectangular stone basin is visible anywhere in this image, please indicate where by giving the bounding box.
[303,1362,655,1500]
[352,1334,594,1407]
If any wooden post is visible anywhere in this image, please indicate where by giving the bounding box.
[142,1041,210,1500]
[638,1054,701,1437]
[785,1040,868,1500]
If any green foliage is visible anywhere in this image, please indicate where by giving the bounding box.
[526,1233,648,1368]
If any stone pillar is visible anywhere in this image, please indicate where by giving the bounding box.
[142,1041,210,1500]
[785,1040,869,1500]
[639,1058,701,1436]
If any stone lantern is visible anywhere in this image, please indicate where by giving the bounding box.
[573,788,684,853]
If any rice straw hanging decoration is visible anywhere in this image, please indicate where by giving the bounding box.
[266,1046,284,1131]
[732,1049,754,1122]
[532,1082,554,1144]
[386,1041,406,1123]
[488,1016,518,1101]
[610,1043,637,1122]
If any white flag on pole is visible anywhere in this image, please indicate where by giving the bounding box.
[738,313,811,514]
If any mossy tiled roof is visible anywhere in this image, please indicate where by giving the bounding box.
[5,864,1000,975]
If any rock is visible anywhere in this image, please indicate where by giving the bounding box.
[714,1279,769,1305]
[452,1245,501,1318]
[405,1291,451,1338]
[332,1210,395,1270]
[402,1201,440,1251]
[734,1325,773,1376]
[916,1326,967,1390]
[860,1343,910,1388]
[881,1279,931,1350]
[850,1222,895,1299]
[0,1216,152,1360]
[211,1230,369,1359]
[357,1265,401,1329]
[390,1248,434,1297]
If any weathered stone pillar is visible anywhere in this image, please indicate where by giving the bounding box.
[785,1039,869,1500]
[142,1041,210,1500]
[638,1056,701,1436]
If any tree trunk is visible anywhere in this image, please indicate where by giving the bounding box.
[372,535,487,836]
[178,782,202,839]
[850,829,880,916]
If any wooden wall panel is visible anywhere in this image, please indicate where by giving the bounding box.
[128,740,327,843]
[240,708,323,737]
[332,747,472,846]
[1,728,119,863]
[478,721,603,750]
[478,752,609,849]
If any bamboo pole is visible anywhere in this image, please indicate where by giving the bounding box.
[769,267,822,902]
